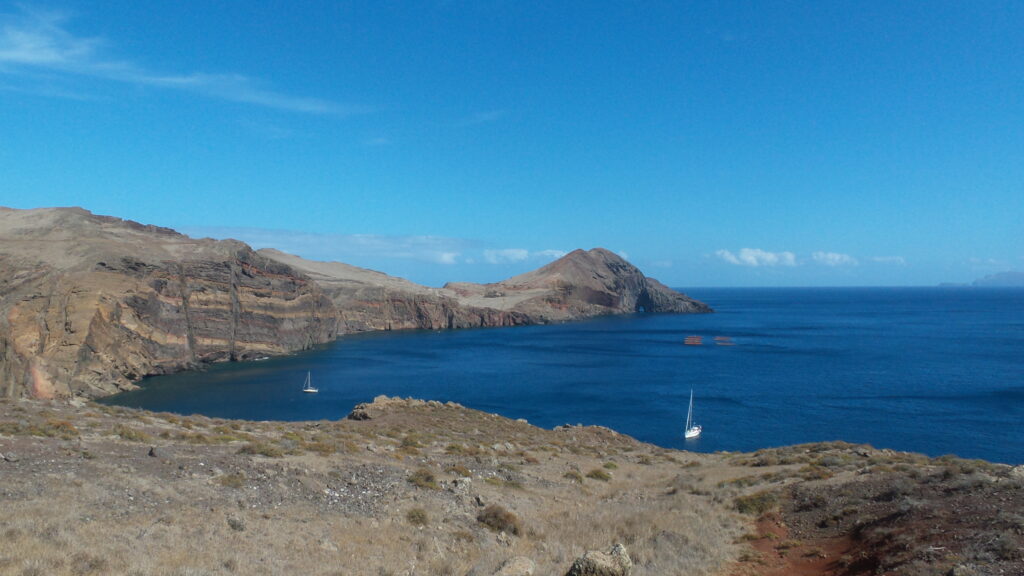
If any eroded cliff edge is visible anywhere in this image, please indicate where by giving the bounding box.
[0,207,709,398]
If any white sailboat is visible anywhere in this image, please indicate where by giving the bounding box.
[302,371,318,394]
[684,388,702,439]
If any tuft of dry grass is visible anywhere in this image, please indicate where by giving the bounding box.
[406,508,429,527]
[735,490,777,516]
[112,424,151,443]
[477,504,521,536]
[237,442,284,458]
[408,468,439,490]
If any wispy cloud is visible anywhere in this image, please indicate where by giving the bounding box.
[870,256,906,266]
[181,227,570,269]
[812,251,858,267]
[0,6,361,115]
[716,248,796,267]
[483,248,529,264]
[182,226,474,266]
[457,109,508,127]
[535,249,567,260]
[483,248,568,264]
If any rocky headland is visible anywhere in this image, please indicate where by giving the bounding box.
[0,207,709,399]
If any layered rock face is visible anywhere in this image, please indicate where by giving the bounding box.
[1,207,709,398]
[0,208,336,398]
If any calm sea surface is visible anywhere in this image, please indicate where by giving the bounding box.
[104,288,1024,464]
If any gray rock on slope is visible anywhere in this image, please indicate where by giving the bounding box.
[565,543,633,576]
[494,556,536,576]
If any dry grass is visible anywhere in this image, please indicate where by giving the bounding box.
[477,504,522,536]
[0,397,757,576]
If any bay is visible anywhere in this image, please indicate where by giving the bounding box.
[104,287,1024,464]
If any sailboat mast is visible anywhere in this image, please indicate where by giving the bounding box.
[686,389,694,430]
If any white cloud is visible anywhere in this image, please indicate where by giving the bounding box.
[483,248,529,264]
[535,249,567,260]
[617,250,630,260]
[716,248,796,267]
[870,256,906,266]
[435,252,459,265]
[812,251,858,267]
[0,7,360,115]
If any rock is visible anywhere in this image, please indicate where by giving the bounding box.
[448,477,472,495]
[226,516,246,532]
[494,556,536,576]
[1010,465,1024,480]
[565,544,632,576]
[947,565,980,576]
[496,531,512,547]
[2,452,18,463]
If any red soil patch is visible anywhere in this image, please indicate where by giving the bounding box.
[731,513,855,576]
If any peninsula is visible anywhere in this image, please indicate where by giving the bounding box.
[0,207,709,399]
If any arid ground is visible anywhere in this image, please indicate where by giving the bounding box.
[1,397,1021,576]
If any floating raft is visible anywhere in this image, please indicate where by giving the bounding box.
[685,335,736,346]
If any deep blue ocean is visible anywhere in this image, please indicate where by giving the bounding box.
[104,288,1024,465]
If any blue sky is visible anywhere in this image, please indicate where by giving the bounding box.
[1,2,1021,287]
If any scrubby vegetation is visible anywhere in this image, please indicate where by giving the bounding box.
[477,504,522,536]
[1,398,1019,576]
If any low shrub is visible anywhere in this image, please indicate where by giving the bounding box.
[113,424,151,443]
[406,507,429,527]
[563,470,584,483]
[735,490,777,516]
[447,464,471,477]
[477,504,521,535]
[586,468,612,482]
[238,442,284,458]
[217,473,246,489]
[408,468,439,490]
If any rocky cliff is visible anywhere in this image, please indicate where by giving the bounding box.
[0,208,337,398]
[1,207,709,398]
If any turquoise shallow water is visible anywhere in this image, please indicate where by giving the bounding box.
[104,287,1024,464]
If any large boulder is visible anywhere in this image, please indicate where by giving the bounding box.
[565,543,632,576]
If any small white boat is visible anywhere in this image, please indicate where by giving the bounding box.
[302,371,318,394]
[684,388,702,439]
